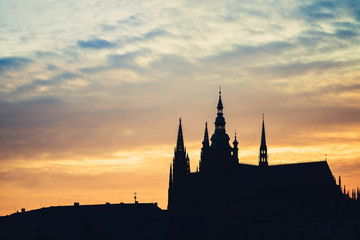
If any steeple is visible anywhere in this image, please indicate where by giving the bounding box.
[217,87,223,111]
[259,114,268,167]
[169,119,190,210]
[202,122,209,148]
[172,118,189,178]
[214,87,226,133]
[176,118,184,152]
[210,88,231,150]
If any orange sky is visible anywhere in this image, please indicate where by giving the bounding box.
[1,0,360,216]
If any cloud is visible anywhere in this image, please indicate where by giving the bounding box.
[201,41,294,67]
[35,51,59,59]
[343,0,360,21]
[249,59,358,79]
[101,24,117,32]
[79,50,148,74]
[1,71,84,102]
[298,1,336,21]
[335,29,358,39]
[46,64,60,71]
[118,13,145,26]
[0,57,32,73]
[77,38,116,49]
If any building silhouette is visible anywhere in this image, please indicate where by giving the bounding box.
[167,90,360,239]
[1,90,360,240]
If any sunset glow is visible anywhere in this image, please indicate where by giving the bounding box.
[1,0,360,216]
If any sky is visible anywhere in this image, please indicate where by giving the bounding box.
[0,0,360,215]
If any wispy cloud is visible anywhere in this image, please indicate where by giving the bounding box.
[0,57,32,73]
[78,38,116,49]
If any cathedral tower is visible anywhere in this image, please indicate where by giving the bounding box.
[168,118,190,210]
[173,118,190,178]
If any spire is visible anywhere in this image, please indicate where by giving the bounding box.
[261,114,267,148]
[217,86,223,111]
[339,176,342,193]
[214,88,226,133]
[202,122,209,148]
[233,130,238,146]
[259,114,268,167]
[176,118,184,152]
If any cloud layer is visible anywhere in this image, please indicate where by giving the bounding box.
[0,0,360,215]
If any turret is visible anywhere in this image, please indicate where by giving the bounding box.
[200,122,210,172]
[233,131,239,163]
[339,176,342,193]
[202,122,209,149]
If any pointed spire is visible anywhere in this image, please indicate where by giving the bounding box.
[261,114,266,147]
[202,122,209,148]
[339,176,342,193]
[214,88,226,133]
[217,86,223,111]
[176,118,184,152]
[259,114,268,167]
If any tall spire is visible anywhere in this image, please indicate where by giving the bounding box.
[259,114,268,167]
[214,88,226,133]
[261,114,266,147]
[202,122,209,148]
[176,118,184,152]
[217,86,223,111]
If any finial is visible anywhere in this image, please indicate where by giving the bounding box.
[134,192,137,203]
[235,130,237,139]
[179,118,181,123]
[205,121,208,127]
[219,86,222,96]
[325,153,327,161]
[262,113,264,121]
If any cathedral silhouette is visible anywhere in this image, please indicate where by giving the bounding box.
[1,90,360,240]
[169,90,338,212]
[166,90,360,239]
